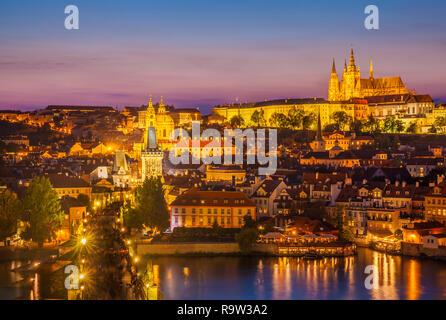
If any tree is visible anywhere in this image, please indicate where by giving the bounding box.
[77,194,90,209]
[235,214,259,252]
[242,214,257,229]
[287,108,304,129]
[251,110,266,127]
[302,113,316,130]
[406,122,418,134]
[395,119,405,133]
[428,124,438,134]
[229,115,245,128]
[383,116,404,133]
[126,176,169,232]
[434,116,446,134]
[22,177,64,247]
[236,228,258,253]
[364,116,381,134]
[336,206,355,242]
[0,190,22,245]
[332,111,352,132]
[350,120,366,135]
[269,112,288,128]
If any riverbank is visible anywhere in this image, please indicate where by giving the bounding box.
[136,242,356,257]
[0,247,59,262]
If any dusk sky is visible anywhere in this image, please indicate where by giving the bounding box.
[1,0,445,114]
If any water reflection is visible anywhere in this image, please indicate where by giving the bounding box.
[139,248,446,300]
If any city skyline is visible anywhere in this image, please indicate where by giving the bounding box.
[1,0,446,112]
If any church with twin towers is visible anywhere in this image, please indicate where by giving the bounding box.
[328,47,409,102]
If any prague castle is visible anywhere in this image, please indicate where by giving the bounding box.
[328,47,409,101]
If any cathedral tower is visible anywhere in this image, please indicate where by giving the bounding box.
[328,58,340,101]
[141,125,163,181]
[328,46,409,101]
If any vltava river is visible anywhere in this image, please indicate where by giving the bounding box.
[142,248,446,300]
[2,248,446,299]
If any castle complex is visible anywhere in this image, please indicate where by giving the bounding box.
[211,46,440,133]
[328,48,409,101]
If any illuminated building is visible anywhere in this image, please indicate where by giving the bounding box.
[328,47,409,102]
[170,188,256,229]
[425,184,446,225]
[137,94,201,149]
[141,125,163,181]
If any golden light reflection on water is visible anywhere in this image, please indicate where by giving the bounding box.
[370,251,398,299]
[141,249,446,300]
[406,259,420,300]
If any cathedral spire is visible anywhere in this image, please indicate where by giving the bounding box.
[348,46,356,71]
[158,95,166,113]
[331,58,337,73]
[369,59,374,79]
[316,109,323,141]
[344,59,347,72]
[148,93,153,108]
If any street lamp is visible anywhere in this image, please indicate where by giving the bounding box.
[81,238,87,245]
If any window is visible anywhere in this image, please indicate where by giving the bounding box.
[199,208,203,214]
[227,218,231,224]
[208,209,211,214]
[227,209,231,214]
[214,208,217,214]
[174,208,178,213]
[181,208,186,214]
[175,217,178,223]
[192,208,196,214]
[208,217,211,224]
[221,209,225,214]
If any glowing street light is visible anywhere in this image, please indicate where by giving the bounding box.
[81,238,87,245]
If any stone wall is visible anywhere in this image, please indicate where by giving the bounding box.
[136,242,278,256]
[136,242,240,256]
[402,242,446,259]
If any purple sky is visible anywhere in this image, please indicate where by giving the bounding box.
[1,0,445,114]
